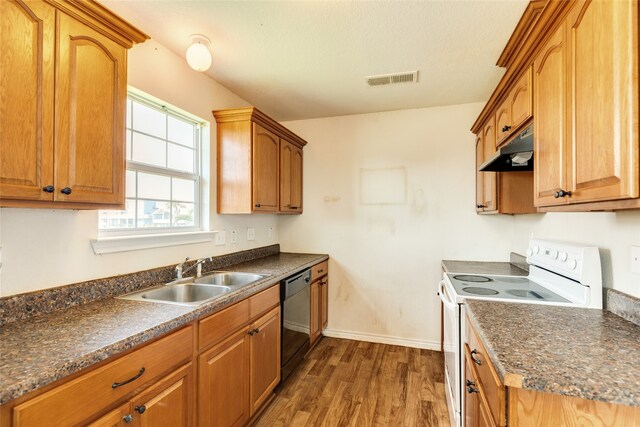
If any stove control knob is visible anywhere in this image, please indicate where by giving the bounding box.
[550,249,559,259]
[559,251,568,262]
[568,259,577,270]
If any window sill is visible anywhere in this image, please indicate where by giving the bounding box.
[91,231,217,255]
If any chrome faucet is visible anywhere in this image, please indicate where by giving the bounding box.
[175,257,212,279]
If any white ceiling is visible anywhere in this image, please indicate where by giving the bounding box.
[103,0,529,122]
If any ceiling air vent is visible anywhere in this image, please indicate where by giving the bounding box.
[365,71,419,87]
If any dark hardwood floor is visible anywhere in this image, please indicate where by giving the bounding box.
[254,337,450,426]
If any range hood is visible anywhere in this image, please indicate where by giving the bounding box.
[479,124,533,172]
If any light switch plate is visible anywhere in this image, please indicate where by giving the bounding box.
[268,226,273,239]
[247,228,255,241]
[631,246,640,275]
[215,230,226,246]
[231,230,237,244]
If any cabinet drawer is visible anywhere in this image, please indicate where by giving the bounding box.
[199,299,250,350]
[311,260,328,282]
[249,285,279,319]
[13,326,193,427]
[466,317,505,426]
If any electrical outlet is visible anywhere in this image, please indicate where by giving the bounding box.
[247,227,255,241]
[268,226,273,239]
[631,246,640,275]
[215,230,226,246]
[231,230,237,244]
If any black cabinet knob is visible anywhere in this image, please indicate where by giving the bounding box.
[42,185,55,193]
[502,125,512,132]
[553,189,572,198]
[467,385,479,394]
[60,187,72,195]
[135,405,146,414]
[255,203,261,208]
[123,414,133,424]
[476,204,486,209]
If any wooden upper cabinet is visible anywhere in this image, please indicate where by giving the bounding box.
[279,139,303,213]
[55,12,126,205]
[475,135,485,212]
[252,124,280,212]
[213,107,308,214]
[566,0,639,204]
[495,67,532,147]
[0,0,148,209]
[0,0,55,202]
[482,119,497,212]
[533,21,568,207]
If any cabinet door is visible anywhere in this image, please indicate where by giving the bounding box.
[55,12,127,205]
[534,21,568,207]
[482,119,497,212]
[495,100,511,147]
[464,354,480,427]
[475,135,485,212]
[310,281,321,345]
[567,0,639,203]
[249,306,281,415]
[131,363,193,427]
[510,67,532,133]
[87,404,130,427]
[252,123,279,212]
[320,278,328,330]
[198,328,250,427]
[279,139,303,213]
[0,0,55,201]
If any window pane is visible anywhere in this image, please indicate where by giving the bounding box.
[172,177,195,202]
[137,200,171,228]
[167,143,194,173]
[132,132,166,167]
[132,101,166,139]
[99,199,136,229]
[126,130,132,160]
[126,170,136,198]
[172,202,194,227]
[138,172,170,200]
[168,116,195,147]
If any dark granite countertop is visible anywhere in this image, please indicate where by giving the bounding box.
[441,259,528,276]
[0,252,328,405]
[465,300,640,407]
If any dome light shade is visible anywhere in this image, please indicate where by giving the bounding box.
[186,34,212,72]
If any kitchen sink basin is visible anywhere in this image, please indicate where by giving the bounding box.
[118,271,267,306]
[194,271,266,287]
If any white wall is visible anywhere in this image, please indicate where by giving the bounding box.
[279,104,514,349]
[511,212,640,298]
[0,40,278,297]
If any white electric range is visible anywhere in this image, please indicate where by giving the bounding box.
[438,238,603,427]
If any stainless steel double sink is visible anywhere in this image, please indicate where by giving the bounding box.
[118,271,267,307]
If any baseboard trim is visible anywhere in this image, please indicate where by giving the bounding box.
[323,328,441,351]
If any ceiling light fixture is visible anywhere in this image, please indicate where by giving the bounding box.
[185,34,212,72]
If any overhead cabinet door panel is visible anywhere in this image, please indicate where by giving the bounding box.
[55,13,126,205]
[568,0,639,202]
[0,0,55,201]
[252,124,279,212]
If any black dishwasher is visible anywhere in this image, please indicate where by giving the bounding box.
[280,268,311,383]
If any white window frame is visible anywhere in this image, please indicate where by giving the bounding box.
[92,90,215,253]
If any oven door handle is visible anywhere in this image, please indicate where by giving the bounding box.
[438,281,457,310]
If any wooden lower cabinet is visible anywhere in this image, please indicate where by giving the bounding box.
[249,306,281,415]
[310,262,329,347]
[310,280,321,345]
[198,328,250,427]
[87,404,130,427]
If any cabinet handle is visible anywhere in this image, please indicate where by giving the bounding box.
[255,203,261,208]
[60,187,72,195]
[42,185,55,193]
[470,349,482,366]
[112,367,145,388]
[290,206,298,209]
[135,405,146,414]
[466,379,476,387]
[318,269,324,273]
[476,204,486,209]
[467,384,479,394]
[502,125,512,133]
[553,189,572,198]
[254,328,260,334]
[248,328,260,336]
[123,414,133,424]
